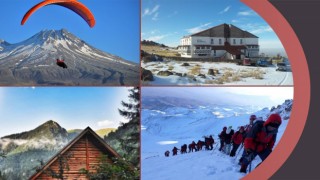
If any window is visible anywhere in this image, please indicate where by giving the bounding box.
[240,39,243,44]
[211,39,214,44]
[233,39,236,45]
[214,50,216,56]
[219,39,222,45]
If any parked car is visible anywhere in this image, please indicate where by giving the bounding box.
[257,59,269,67]
[276,62,290,71]
[237,58,251,66]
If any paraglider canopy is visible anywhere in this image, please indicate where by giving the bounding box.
[21,0,95,28]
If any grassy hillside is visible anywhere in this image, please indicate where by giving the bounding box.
[95,128,116,138]
[142,45,180,57]
[67,128,116,138]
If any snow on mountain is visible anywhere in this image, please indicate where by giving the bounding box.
[141,98,292,180]
[0,29,139,85]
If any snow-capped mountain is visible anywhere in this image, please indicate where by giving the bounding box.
[141,98,292,180]
[0,29,139,85]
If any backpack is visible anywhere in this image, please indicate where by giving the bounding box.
[253,120,264,132]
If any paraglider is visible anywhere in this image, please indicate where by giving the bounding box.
[56,58,67,68]
[21,0,95,28]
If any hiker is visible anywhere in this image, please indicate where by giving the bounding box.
[218,126,227,151]
[230,126,245,157]
[205,135,215,150]
[244,115,257,136]
[197,140,205,151]
[189,141,196,152]
[239,114,282,173]
[239,115,258,164]
[164,150,170,157]
[172,146,179,156]
[181,144,187,154]
[224,126,234,155]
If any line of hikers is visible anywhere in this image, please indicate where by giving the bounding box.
[164,135,215,157]
[164,113,282,174]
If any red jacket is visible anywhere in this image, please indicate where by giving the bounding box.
[244,114,281,153]
[232,131,244,145]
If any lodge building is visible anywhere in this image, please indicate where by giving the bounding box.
[178,23,259,59]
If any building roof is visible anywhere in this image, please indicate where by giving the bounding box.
[29,127,121,180]
[189,23,258,38]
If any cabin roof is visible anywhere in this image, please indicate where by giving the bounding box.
[29,127,121,179]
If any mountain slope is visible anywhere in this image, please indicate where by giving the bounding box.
[0,29,139,85]
[142,99,292,180]
[0,120,72,179]
[3,120,68,140]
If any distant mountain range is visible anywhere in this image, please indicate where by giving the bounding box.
[141,40,168,47]
[0,29,139,85]
[67,127,115,139]
[0,120,116,179]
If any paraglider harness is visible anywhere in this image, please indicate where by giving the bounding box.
[56,59,68,69]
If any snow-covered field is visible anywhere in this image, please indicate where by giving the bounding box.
[141,101,291,180]
[142,61,293,85]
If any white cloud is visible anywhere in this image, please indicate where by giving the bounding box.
[219,6,231,14]
[250,26,273,34]
[240,24,274,35]
[238,10,256,16]
[186,23,211,34]
[143,5,160,17]
[152,12,159,21]
[97,119,119,128]
[143,9,150,16]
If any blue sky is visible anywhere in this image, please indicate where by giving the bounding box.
[142,0,286,56]
[0,87,132,137]
[0,0,139,62]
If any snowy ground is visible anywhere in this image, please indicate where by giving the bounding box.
[142,61,293,85]
[141,104,290,180]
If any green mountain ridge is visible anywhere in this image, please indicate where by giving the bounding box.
[2,120,68,140]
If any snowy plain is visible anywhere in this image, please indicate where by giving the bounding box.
[142,61,293,86]
[141,101,291,180]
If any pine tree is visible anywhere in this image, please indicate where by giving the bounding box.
[118,87,140,166]
[104,87,140,167]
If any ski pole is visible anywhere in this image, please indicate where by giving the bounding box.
[234,143,244,160]
[211,143,218,154]
[248,153,255,173]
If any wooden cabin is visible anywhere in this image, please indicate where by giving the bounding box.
[29,127,121,180]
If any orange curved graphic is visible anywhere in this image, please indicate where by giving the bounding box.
[21,0,95,28]
[241,0,310,179]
